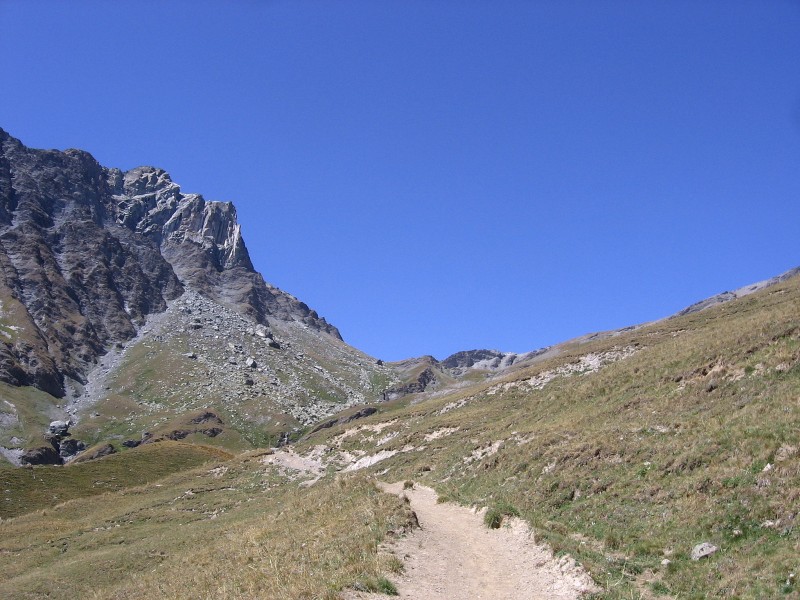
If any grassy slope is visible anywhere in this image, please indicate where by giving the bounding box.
[0,451,413,600]
[71,333,280,450]
[0,277,797,599]
[0,383,63,447]
[304,277,800,599]
[0,441,233,519]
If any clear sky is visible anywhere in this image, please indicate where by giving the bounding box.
[2,1,799,361]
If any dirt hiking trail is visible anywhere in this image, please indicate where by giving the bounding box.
[344,482,598,600]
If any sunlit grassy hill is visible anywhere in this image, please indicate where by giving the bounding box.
[299,273,800,598]
[1,272,798,599]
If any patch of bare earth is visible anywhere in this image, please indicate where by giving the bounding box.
[344,482,598,600]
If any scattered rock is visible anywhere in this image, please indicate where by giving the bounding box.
[705,379,718,393]
[122,439,141,448]
[691,542,718,560]
[761,520,779,529]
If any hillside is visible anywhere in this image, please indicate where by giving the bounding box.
[1,269,797,598]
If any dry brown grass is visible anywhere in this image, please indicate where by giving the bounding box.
[0,451,413,600]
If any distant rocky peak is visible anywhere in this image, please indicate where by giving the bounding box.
[438,349,530,377]
[441,349,510,370]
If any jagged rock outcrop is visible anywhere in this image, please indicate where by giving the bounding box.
[72,443,116,463]
[20,445,62,466]
[109,165,338,333]
[0,128,340,397]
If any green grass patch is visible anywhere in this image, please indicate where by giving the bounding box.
[484,500,520,529]
[0,441,232,518]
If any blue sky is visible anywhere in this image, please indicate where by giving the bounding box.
[2,1,799,361]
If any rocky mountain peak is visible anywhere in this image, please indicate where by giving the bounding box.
[110,164,254,272]
[0,129,340,397]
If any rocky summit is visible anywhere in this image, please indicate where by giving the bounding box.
[0,128,338,398]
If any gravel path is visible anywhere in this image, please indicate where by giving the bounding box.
[345,482,597,600]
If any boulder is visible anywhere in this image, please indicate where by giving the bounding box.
[691,542,718,560]
[255,325,272,339]
[59,438,86,458]
[20,445,62,465]
[48,420,70,436]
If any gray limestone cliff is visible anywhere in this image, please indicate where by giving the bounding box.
[0,128,340,397]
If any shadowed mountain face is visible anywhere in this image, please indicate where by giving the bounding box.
[0,128,339,397]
